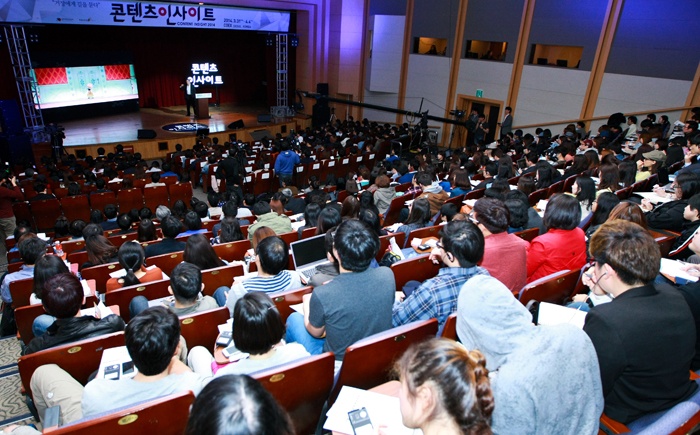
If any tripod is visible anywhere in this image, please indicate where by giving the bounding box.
[448,117,466,151]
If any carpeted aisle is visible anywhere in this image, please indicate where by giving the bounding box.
[0,332,38,431]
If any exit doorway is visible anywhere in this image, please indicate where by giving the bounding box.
[456,94,504,144]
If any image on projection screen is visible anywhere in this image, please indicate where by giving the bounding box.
[32,64,139,109]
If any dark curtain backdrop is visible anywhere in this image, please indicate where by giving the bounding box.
[0,22,297,109]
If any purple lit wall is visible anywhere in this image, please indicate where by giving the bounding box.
[605,0,700,80]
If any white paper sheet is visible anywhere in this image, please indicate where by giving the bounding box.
[537,302,587,329]
[96,346,138,380]
[660,258,699,282]
[324,386,422,435]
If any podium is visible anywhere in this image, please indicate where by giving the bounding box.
[196,93,212,119]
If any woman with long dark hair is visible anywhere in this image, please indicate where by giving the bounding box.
[534,161,556,190]
[572,176,596,220]
[596,163,621,196]
[297,203,321,238]
[517,175,536,196]
[562,154,590,179]
[618,160,638,188]
[496,154,514,180]
[394,198,432,248]
[315,207,342,236]
[137,218,158,243]
[585,192,620,239]
[172,199,188,220]
[584,149,600,170]
[82,235,119,270]
[340,196,360,220]
[360,209,387,237]
[358,190,379,215]
[105,241,164,291]
[211,216,244,245]
[184,233,226,270]
[450,168,472,198]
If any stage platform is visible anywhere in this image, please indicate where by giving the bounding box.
[58,103,311,160]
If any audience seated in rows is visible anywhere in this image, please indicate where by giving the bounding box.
[215,235,302,315]
[0,236,45,335]
[23,273,125,356]
[105,241,165,292]
[286,219,394,360]
[30,254,70,337]
[130,261,218,318]
[183,375,293,435]
[457,272,604,434]
[470,198,529,293]
[246,201,292,241]
[393,220,488,329]
[144,215,185,258]
[526,193,587,283]
[188,291,309,377]
[28,307,207,429]
[583,220,698,424]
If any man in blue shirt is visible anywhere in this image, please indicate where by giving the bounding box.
[160,162,180,181]
[392,220,489,330]
[274,142,300,188]
[397,159,418,184]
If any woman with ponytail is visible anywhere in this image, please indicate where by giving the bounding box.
[385,338,493,435]
[105,241,165,291]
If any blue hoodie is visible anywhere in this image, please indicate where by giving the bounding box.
[274,150,300,175]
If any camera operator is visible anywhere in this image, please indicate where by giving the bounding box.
[0,173,24,266]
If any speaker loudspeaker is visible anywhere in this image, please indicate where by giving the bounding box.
[316,83,329,96]
[258,114,272,123]
[228,120,245,130]
[137,129,157,139]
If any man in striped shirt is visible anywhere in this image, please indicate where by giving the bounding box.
[220,236,303,316]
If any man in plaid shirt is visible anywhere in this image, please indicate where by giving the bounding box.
[392,220,490,329]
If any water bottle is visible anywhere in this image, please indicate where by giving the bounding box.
[54,241,64,256]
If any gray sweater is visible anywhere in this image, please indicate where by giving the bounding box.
[457,275,604,435]
[373,187,396,215]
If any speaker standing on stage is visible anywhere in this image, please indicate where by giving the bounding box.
[180,78,197,117]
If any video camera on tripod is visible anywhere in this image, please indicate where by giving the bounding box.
[449,109,466,118]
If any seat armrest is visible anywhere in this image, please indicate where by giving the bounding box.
[599,413,630,434]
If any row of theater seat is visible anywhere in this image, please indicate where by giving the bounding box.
[12,183,193,232]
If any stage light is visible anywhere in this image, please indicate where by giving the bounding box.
[265,34,275,47]
[27,29,39,44]
[290,36,299,47]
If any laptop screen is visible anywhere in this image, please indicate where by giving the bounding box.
[290,234,327,269]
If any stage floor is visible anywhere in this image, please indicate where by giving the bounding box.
[62,102,289,147]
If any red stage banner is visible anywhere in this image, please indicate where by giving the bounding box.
[105,64,131,81]
[35,68,68,85]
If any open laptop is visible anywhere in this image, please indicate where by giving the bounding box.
[290,234,331,282]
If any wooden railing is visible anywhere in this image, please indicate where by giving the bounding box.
[512,104,695,131]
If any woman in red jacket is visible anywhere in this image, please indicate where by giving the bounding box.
[527,193,587,283]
